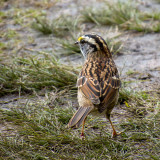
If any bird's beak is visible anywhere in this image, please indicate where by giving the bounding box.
[75,41,79,45]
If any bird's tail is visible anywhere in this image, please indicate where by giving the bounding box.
[68,106,93,128]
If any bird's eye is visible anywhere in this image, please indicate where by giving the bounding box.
[80,39,85,44]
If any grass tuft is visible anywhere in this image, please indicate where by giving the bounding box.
[32,16,79,37]
[155,0,160,3]
[82,1,139,26]
[0,90,159,159]
[105,34,123,55]
[0,51,78,96]
[56,35,81,56]
[82,1,160,32]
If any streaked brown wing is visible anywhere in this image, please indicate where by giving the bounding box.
[98,75,121,113]
[77,76,101,104]
[77,58,121,109]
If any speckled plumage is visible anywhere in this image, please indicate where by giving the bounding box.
[68,34,121,138]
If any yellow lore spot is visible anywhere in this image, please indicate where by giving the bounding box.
[78,36,83,42]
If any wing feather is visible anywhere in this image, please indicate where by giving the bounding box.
[77,59,121,112]
[77,77,100,104]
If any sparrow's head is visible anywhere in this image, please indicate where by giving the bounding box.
[75,34,111,59]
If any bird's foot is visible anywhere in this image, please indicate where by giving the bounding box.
[112,131,122,138]
[80,132,85,140]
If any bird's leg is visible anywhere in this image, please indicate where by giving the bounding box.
[80,118,86,140]
[106,114,121,138]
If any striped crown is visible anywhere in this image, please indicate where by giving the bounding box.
[77,34,111,58]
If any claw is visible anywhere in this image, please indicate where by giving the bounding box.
[112,131,122,138]
[106,114,121,138]
[80,132,85,140]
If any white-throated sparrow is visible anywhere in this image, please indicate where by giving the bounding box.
[68,34,121,138]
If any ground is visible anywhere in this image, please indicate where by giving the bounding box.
[0,0,160,160]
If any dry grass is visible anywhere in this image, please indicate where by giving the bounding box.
[82,1,160,32]
[0,51,78,96]
[0,87,159,159]
[32,16,80,37]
